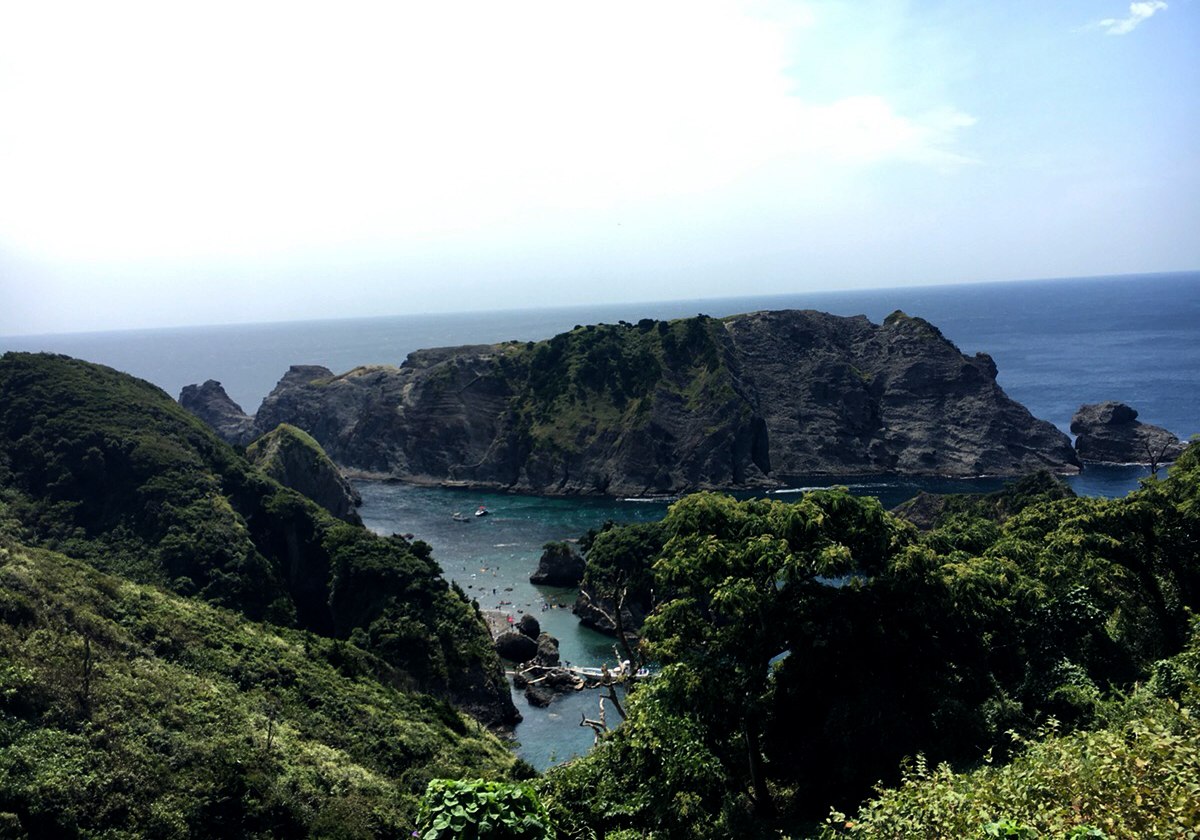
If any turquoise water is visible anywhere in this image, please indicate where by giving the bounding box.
[355,464,1156,769]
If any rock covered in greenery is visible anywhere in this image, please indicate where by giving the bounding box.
[245,422,363,524]
[892,469,1077,531]
[1071,401,1186,464]
[529,540,585,587]
[235,310,1079,496]
[0,352,518,727]
[178,378,256,444]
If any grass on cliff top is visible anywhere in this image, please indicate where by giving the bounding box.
[0,530,523,839]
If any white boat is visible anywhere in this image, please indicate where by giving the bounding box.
[567,662,650,681]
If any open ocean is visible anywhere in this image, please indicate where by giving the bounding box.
[4,270,1198,767]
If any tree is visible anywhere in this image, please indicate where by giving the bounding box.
[641,490,904,817]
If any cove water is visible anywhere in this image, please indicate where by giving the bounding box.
[4,271,1198,768]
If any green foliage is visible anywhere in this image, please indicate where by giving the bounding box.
[540,676,736,840]
[510,314,733,456]
[416,778,553,839]
[822,671,1200,839]
[0,537,522,838]
[542,443,1200,837]
[0,352,513,720]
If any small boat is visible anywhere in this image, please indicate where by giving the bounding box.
[566,662,650,682]
[475,505,490,517]
[452,512,470,523]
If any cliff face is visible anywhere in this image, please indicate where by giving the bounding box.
[242,310,1079,495]
[179,379,256,445]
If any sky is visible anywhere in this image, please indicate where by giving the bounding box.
[1,0,1197,336]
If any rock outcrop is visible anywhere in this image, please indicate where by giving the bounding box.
[179,379,256,444]
[204,310,1079,495]
[245,423,363,524]
[572,585,647,638]
[493,630,538,663]
[530,541,586,587]
[1070,402,1186,465]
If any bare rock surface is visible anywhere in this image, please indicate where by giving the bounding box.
[179,379,256,445]
[1070,402,1186,464]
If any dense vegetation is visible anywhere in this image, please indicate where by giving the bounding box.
[538,443,1200,838]
[2,349,1197,838]
[0,534,524,837]
[502,315,734,456]
[0,352,514,722]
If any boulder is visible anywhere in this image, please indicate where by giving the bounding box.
[530,541,586,587]
[524,686,553,707]
[1070,402,1186,465]
[535,632,561,667]
[179,380,256,445]
[493,630,538,663]
[515,613,541,639]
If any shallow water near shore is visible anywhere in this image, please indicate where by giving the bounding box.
[356,462,1156,769]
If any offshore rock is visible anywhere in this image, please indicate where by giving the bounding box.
[494,630,538,663]
[244,311,1080,495]
[529,541,586,587]
[245,423,363,524]
[515,613,541,639]
[179,379,256,445]
[1070,402,1186,465]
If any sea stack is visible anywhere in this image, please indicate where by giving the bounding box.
[1070,402,1186,465]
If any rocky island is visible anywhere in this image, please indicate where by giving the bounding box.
[1071,401,1187,466]
[182,310,1080,495]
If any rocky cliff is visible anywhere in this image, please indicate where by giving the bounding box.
[1070,402,1186,465]
[179,379,256,445]
[201,310,1079,495]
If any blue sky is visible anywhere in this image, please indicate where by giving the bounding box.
[1,0,1196,335]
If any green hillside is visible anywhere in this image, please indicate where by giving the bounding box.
[0,352,515,724]
[0,534,524,838]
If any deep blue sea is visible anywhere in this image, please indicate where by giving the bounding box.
[4,270,1198,767]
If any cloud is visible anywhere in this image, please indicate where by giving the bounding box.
[0,0,977,265]
[1097,1,1168,35]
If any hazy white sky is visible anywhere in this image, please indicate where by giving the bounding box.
[1,0,1197,335]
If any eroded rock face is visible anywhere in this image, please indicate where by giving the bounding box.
[1070,402,1186,465]
[179,380,256,445]
[245,424,363,524]
[530,541,586,587]
[237,310,1080,495]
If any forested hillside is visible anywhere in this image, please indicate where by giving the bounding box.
[0,352,517,725]
[538,443,1200,839]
